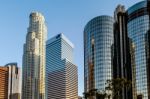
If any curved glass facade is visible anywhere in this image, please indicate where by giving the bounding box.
[84,16,114,96]
[127,1,150,99]
[127,1,147,15]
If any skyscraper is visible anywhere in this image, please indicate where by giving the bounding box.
[83,1,150,99]
[127,1,150,99]
[114,5,132,99]
[0,63,21,99]
[46,33,78,99]
[84,16,114,99]
[22,12,47,99]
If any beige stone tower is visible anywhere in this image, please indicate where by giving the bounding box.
[22,12,47,99]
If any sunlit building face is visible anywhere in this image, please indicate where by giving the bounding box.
[22,12,47,99]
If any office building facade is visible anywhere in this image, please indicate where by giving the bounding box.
[0,66,8,99]
[22,12,47,99]
[127,1,150,99]
[0,63,20,99]
[84,16,114,99]
[46,33,78,99]
[114,5,132,99]
[83,1,150,99]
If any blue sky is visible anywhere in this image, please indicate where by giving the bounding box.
[0,0,142,96]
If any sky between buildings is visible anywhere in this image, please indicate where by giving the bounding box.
[0,0,142,96]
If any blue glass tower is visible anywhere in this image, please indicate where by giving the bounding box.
[127,1,150,99]
[46,33,78,99]
[84,16,114,98]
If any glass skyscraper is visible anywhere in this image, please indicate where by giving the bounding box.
[127,1,150,99]
[46,33,78,99]
[84,16,114,99]
[22,12,47,99]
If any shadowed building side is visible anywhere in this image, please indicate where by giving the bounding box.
[146,0,150,98]
[114,5,132,99]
